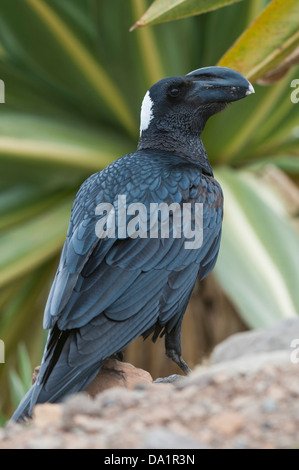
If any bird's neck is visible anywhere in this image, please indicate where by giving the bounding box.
[137,122,213,176]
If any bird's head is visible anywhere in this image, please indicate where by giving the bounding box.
[138,66,254,158]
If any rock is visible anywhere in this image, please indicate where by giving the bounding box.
[32,359,153,397]
[189,350,292,385]
[33,403,62,429]
[209,411,244,436]
[154,374,184,384]
[27,436,62,450]
[141,426,209,449]
[211,318,299,364]
[262,398,278,413]
[85,359,153,396]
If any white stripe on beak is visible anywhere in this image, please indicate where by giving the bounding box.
[246,82,255,95]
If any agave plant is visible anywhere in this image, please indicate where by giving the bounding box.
[0,0,298,417]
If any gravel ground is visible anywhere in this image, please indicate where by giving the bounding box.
[1,348,298,449]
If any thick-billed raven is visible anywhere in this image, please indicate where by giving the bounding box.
[12,66,254,421]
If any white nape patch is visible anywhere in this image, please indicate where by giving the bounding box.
[246,82,255,95]
[140,90,154,135]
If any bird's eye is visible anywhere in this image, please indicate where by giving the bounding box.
[168,87,181,98]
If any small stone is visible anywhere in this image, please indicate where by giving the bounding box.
[72,414,104,433]
[141,426,208,449]
[199,428,214,444]
[63,392,97,422]
[32,403,62,429]
[262,398,278,413]
[233,437,249,449]
[209,411,244,436]
[284,376,299,396]
[27,436,62,449]
[154,374,184,384]
[255,381,268,393]
[134,382,149,390]
[212,371,229,384]
[230,396,251,409]
[268,385,285,401]
[263,442,276,449]
[143,407,171,426]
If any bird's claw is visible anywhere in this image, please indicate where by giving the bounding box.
[166,348,191,375]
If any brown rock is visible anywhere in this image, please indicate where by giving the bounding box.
[31,359,153,398]
[85,359,153,397]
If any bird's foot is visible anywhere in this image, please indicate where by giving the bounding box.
[166,348,191,375]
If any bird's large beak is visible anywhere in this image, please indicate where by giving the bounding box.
[186,66,254,104]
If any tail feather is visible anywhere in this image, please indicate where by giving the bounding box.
[11,302,159,422]
[10,362,102,423]
[10,384,38,422]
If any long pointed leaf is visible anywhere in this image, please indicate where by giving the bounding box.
[0,114,132,172]
[131,0,165,86]
[0,185,70,231]
[23,0,137,136]
[218,0,299,82]
[0,199,72,288]
[218,72,292,162]
[215,168,299,328]
[131,0,244,29]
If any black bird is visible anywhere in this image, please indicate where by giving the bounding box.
[11,66,254,421]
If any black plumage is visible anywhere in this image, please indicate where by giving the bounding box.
[11,66,254,421]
